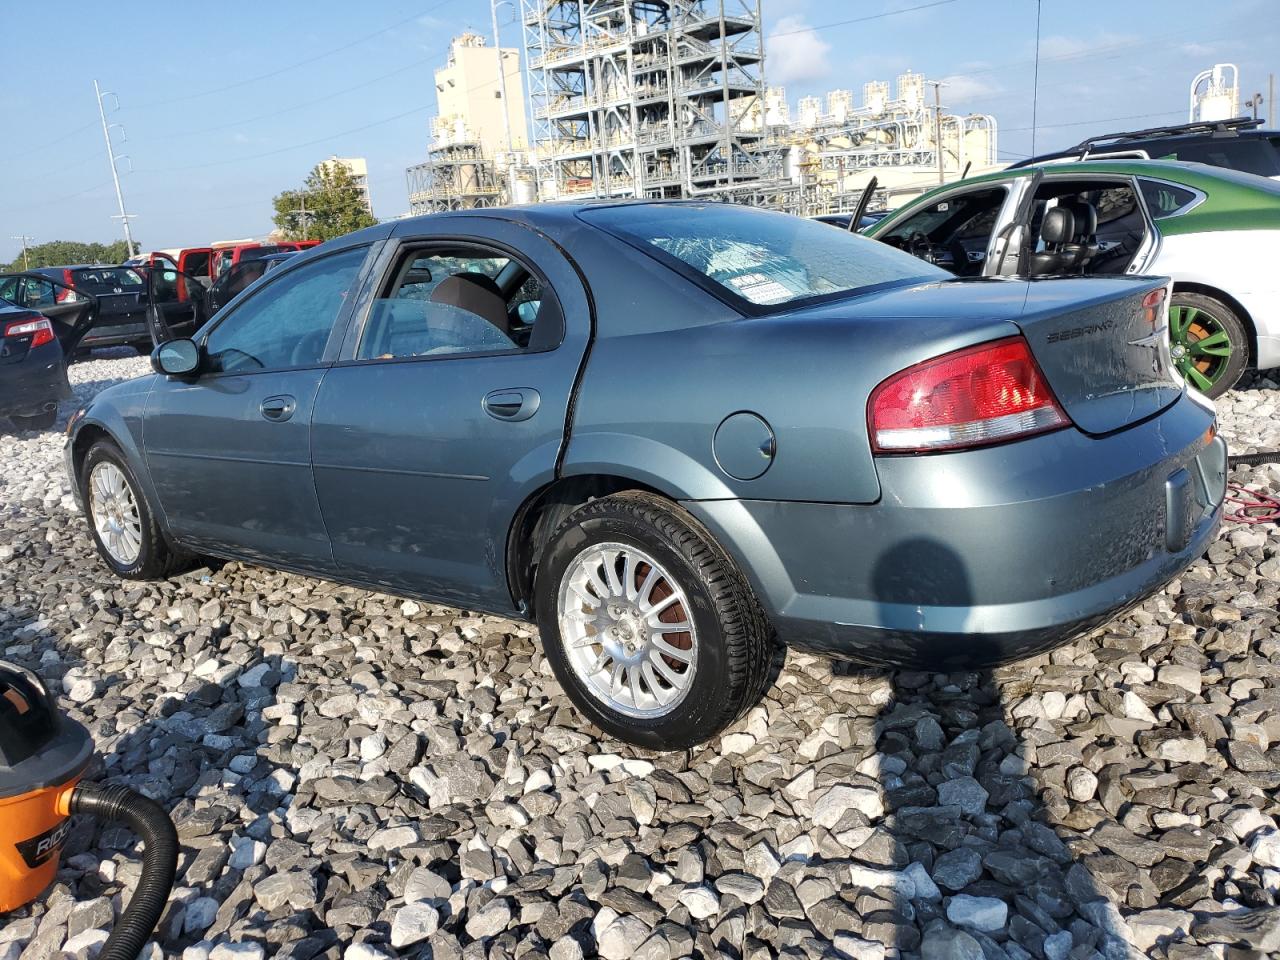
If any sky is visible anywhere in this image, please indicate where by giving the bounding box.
[2,0,1276,263]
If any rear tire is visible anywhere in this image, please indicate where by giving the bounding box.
[79,439,187,580]
[11,409,57,430]
[1169,292,1248,399]
[534,491,775,750]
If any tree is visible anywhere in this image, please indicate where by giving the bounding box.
[1,239,134,273]
[272,162,377,242]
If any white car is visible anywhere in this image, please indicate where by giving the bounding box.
[867,159,1280,397]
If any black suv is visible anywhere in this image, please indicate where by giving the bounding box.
[1012,117,1280,179]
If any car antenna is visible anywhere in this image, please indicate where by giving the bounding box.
[960,161,972,180]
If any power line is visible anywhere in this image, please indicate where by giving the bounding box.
[130,1,458,110]
[769,0,962,38]
[5,120,98,160]
[137,103,432,176]
[129,47,449,147]
[1001,108,1185,135]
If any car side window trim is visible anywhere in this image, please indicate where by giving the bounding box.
[194,244,374,379]
[337,236,566,367]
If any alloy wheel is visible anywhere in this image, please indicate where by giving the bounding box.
[1169,303,1233,393]
[89,462,142,566]
[557,542,697,719]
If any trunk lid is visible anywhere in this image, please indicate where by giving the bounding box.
[779,274,1182,437]
[1010,276,1180,435]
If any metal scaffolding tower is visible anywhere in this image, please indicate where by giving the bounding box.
[521,0,777,200]
[406,142,503,214]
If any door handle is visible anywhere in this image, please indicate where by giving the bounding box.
[260,395,296,422]
[482,388,540,422]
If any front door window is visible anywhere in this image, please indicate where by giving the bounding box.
[878,187,1008,276]
[203,246,366,373]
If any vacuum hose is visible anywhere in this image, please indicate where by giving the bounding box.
[70,782,179,960]
[1228,450,1280,467]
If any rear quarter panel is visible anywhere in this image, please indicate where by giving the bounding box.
[565,287,1020,505]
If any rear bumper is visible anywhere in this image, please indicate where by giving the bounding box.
[1224,287,1280,370]
[0,341,71,418]
[685,392,1225,669]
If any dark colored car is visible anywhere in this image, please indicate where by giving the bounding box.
[1011,116,1280,179]
[1,265,207,357]
[65,203,1226,748]
[200,251,298,315]
[0,266,150,352]
[210,243,284,278]
[0,283,95,429]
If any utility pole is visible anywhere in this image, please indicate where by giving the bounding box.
[491,0,514,156]
[10,235,34,271]
[491,0,521,204]
[926,80,947,184]
[289,194,312,241]
[93,80,136,255]
[1271,73,1276,128]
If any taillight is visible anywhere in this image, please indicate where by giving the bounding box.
[56,269,75,304]
[869,336,1070,453]
[4,317,55,349]
[1142,287,1167,329]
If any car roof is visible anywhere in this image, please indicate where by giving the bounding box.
[931,158,1262,188]
[387,198,793,238]
[1012,117,1273,165]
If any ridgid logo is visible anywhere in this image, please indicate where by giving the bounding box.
[15,817,72,869]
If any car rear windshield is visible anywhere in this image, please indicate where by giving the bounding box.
[70,267,144,293]
[582,203,947,312]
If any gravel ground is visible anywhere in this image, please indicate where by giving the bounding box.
[1,354,1279,960]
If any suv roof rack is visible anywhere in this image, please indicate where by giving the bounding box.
[1065,116,1263,155]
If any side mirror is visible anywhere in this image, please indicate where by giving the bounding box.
[151,338,200,377]
[516,300,540,325]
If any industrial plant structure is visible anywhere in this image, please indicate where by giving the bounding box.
[407,33,530,214]
[408,2,1001,215]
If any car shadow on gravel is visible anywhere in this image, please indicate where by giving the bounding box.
[865,538,1135,960]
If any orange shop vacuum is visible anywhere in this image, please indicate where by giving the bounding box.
[0,660,179,960]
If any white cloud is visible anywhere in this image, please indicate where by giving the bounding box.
[941,74,1002,106]
[766,16,833,86]
[1038,32,1139,63]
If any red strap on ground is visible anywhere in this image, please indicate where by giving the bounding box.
[1225,482,1280,525]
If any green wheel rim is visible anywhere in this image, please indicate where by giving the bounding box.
[1169,304,1233,392]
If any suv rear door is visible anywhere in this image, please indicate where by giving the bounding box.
[67,267,149,343]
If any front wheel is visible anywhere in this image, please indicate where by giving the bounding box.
[1169,293,1248,399]
[534,491,775,750]
[79,439,186,579]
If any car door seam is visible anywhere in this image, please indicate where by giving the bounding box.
[509,221,597,479]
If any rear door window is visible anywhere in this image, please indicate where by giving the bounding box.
[70,268,144,294]
[1138,179,1202,218]
[584,204,946,312]
[357,246,562,360]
